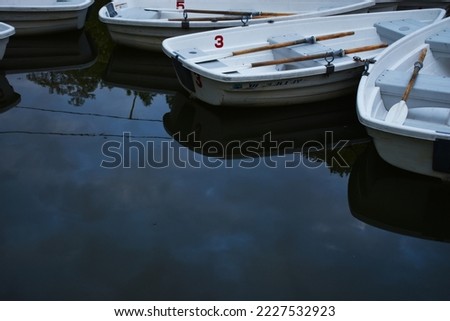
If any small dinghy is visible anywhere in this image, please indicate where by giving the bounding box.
[99,0,376,51]
[162,9,445,107]
[0,0,94,35]
[0,22,14,60]
[357,17,450,180]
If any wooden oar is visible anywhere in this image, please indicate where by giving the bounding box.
[190,31,355,64]
[169,16,249,22]
[385,47,428,124]
[232,31,355,56]
[183,9,293,16]
[252,43,388,68]
[216,43,388,73]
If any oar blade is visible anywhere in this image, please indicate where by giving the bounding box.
[385,100,408,124]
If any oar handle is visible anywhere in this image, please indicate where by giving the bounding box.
[251,43,388,68]
[402,47,428,101]
[232,31,355,56]
[315,31,355,42]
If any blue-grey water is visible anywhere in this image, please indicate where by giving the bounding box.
[1,5,450,301]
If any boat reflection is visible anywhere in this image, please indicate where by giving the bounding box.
[0,30,98,107]
[163,92,370,173]
[0,71,20,113]
[103,45,183,94]
[0,30,97,73]
[348,144,450,243]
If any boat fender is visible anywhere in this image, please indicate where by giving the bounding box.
[324,52,335,76]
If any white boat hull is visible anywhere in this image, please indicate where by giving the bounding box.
[99,0,375,51]
[0,0,94,35]
[104,22,219,52]
[367,128,450,180]
[0,23,15,60]
[173,60,364,107]
[357,17,450,180]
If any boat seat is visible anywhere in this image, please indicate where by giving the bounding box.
[267,33,335,70]
[425,29,450,58]
[374,19,428,44]
[376,70,450,109]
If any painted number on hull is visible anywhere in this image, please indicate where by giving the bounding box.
[176,1,184,9]
[215,35,224,48]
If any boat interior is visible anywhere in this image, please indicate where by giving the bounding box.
[172,14,437,77]
[374,26,450,130]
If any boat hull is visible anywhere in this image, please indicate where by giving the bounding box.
[366,127,450,180]
[0,23,15,60]
[0,1,94,35]
[105,23,221,52]
[174,61,364,107]
[99,0,375,51]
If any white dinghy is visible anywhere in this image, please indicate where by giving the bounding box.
[0,0,94,36]
[162,9,445,107]
[99,0,376,51]
[0,22,15,60]
[357,17,450,180]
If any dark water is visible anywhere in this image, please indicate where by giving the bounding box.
[1,5,450,301]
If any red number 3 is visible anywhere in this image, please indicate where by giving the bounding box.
[215,35,224,48]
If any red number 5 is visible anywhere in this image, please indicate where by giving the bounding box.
[215,35,224,48]
[176,1,184,9]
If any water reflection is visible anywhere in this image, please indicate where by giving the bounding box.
[0,71,20,113]
[102,45,184,116]
[349,144,450,243]
[0,30,96,73]
[164,91,370,174]
[103,45,183,95]
[0,30,98,106]
[3,4,450,300]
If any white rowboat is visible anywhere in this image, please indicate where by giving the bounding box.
[162,9,446,107]
[0,22,14,60]
[357,17,450,180]
[0,0,94,36]
[99,0,376,51]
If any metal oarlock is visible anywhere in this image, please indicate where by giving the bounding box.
[325,51,335,75]
[241,15,249,26]
[353,56,376,76]
[181,10,189,28]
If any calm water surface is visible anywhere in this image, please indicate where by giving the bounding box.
[1,6,450,301]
